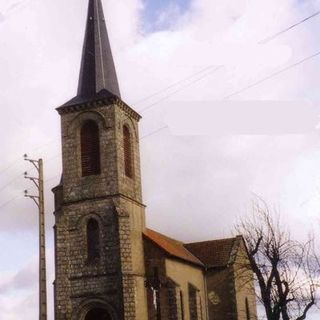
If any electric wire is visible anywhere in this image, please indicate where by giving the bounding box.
[0,158,22,178]
[0,174,23,194]
[2,47,319,178]
[0,139,57,178]
[4,44,319,206]
[140,125,169,140]
[132,65,217,105]
[1,9,319,174]
[223,50,320,99]
[260,10,320,44]
[133,10,320,112]
[0,195,21,211]
[138,49,320,139]
[138,66,223,114]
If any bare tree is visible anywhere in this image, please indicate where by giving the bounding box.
[236,199,318,320]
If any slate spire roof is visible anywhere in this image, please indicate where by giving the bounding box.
[77,0,121,99]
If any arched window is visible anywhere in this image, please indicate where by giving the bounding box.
[81,120,101,176]
[123,125,133,178]
[87,218,100,262]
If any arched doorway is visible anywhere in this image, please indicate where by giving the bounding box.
[85,308,112,320]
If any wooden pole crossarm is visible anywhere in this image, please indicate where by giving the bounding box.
[24,155,47,320]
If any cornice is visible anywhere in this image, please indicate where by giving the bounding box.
[56,96,142,121]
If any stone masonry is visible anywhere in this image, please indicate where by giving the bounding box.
[53,97,148,320]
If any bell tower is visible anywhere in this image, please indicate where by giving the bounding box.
[53,1,148,319]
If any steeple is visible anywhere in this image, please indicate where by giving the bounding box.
[77,0,121,99]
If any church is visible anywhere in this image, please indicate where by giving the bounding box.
[52,1,257,319]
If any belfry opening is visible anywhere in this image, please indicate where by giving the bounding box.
[84,308,112,320]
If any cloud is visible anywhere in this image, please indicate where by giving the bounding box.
[165,101,319,136]
[0,0,320,318]
[0,257,37,295]
[0,0,317,238]
[0,252,54,319]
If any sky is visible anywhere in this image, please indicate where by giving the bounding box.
[0,0,320,318]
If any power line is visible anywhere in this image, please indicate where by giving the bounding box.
[3,47,319,168]
[223,50,320,99]
[10,49,319,156]
[24,126,170,188]
[130,10,320,113]
[139,66,223,114]
[132,10,320,115]
[0,140,57,179]
[0,10,318,166]
[0,174,22,193]
[260,10,320,44]
[140,125,169,140]
[133,65,217,105]
[139,50,320,139]
[0,158,22,178]
[0,195,20,211]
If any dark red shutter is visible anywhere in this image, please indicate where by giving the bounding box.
[123,126,133,178]
[81,121,101,176]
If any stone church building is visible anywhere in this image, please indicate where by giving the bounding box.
[52,1,257,319]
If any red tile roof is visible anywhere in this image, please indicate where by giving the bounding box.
[144,229,242,269]
[144,229,204,267]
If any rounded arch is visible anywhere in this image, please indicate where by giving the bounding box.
[68,111,108,136]
[122,117,138,140]
[76,212,103,231]
[73,299,118,320]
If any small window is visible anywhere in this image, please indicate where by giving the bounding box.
[123,125,133,178]
[245,298,250,320]
[180,290,185,320]
[188,284,200,320]
[87,218,100,262]
[81,120,101,176]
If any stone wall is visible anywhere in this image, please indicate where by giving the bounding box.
[205,268,237,320]
[233,240,257,320]
[54,198,124,320]
[54,98,148,320]
[144,237,208,320]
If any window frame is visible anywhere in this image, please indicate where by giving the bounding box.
[86,218,101,263]
[123,125,133,178]
[80,120,101,177]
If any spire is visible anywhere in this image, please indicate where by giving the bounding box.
[78,0,121,98]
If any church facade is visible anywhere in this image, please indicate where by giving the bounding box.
[52,1,257,319]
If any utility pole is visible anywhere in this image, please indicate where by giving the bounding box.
[24,155,47,320]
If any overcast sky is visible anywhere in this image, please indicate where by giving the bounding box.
[1,0,320,319]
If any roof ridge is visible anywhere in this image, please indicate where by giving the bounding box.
[185,236,237,246]
[146,228,184,245]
